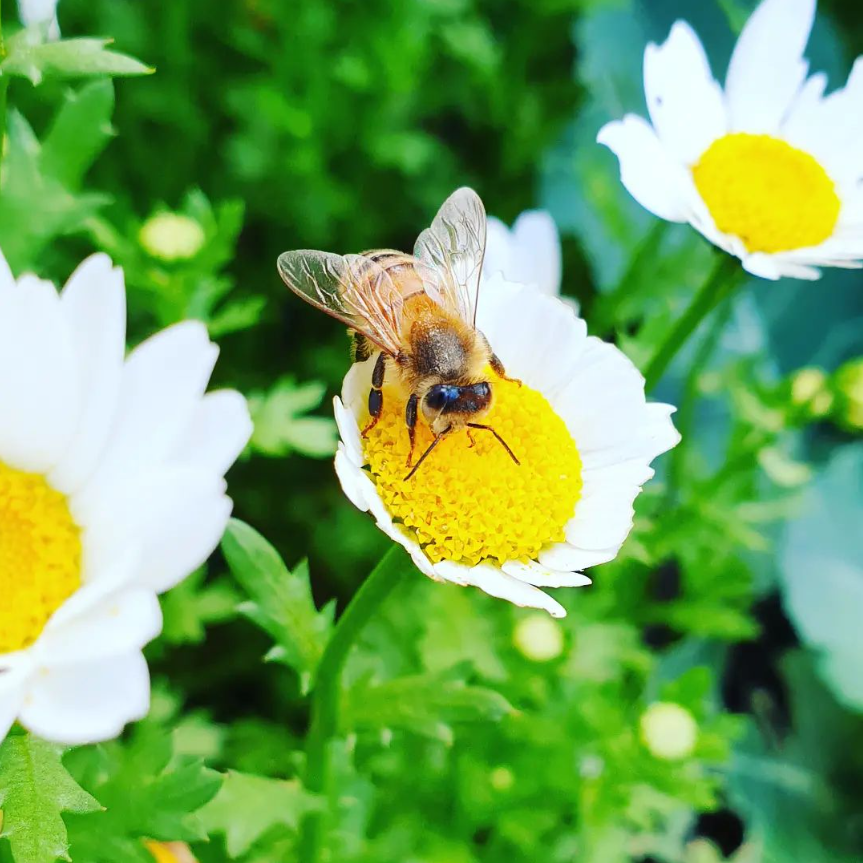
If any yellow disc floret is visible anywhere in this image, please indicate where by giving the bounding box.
[0,462,82,653]
[692,133,840,254]
[362,375,582,567]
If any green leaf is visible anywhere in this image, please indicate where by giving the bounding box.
[222,519,334,693]
[780,445,863,711]
[160,569,240,646]
[199,771,321,858]
[343,671,513,742]
[0,735,100,863]
[2,34,153,86]
[247,377,338,459]
[65,727,222,858]
[40,80,116,189]
[0,110,109,271]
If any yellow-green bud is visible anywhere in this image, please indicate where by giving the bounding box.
[640,702,698,761]
[513,613,564,662]
[489,766,514,792]
[833,358,863,431]
[789,367,833,419]
[139,213,206,262]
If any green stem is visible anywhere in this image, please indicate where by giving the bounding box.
[299,545,409,863]
[591,220,668,337]
[643,253,744,394]
[0,0,7,160]
[667,296,735,500]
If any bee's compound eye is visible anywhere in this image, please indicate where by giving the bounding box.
[425,384,461,411]
[472,382,491,399]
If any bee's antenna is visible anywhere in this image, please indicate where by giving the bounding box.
[405,427,452,481]
[467,423,520,466]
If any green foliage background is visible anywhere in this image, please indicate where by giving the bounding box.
[1,0,863,861]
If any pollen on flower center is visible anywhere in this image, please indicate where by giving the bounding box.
[0,462,82,654]
[692,133,840,254]
[362,374,582,567]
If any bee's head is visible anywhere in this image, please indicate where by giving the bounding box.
[422,381,492,434]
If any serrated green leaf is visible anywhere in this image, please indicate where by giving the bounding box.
[343,671,513,740]
[2,34,152,85]
[222,520,334,693]
[247,377,337,459]
[65,727,222,857]
[0,735,100,863]
[40,80,115,189]
[199,771,321,858]
[160,569,240,645]
[0,110,109,271]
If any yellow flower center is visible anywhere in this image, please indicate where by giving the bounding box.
[362,374,582,567]
[0,462,82,654]
[692,133,840,254]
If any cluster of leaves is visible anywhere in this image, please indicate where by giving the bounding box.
[0,1,862,862]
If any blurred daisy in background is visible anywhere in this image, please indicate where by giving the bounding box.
[0,252,251,745]
[598,0,863,281]
[334,276,679,618]
[17,0,60,39]
[483,210,562,296]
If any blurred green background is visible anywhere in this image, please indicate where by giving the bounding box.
[2,0,863,861]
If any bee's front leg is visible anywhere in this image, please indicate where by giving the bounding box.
[490,352,522,387]
[405,393,418,467]
[362,352,388,437]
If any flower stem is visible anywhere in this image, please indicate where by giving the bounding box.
[0,0,8,161]
[299,545,409,863]
[643,253,744,394]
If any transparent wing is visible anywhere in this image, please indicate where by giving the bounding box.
[277,250,405,356]
[413,187,487,326]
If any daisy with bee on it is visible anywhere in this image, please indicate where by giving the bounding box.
[279,188,679,618]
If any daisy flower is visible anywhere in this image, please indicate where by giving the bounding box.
[483,210,562,296]
[334,274,679,617]
[0,251,251,745]
[598,0,863,281]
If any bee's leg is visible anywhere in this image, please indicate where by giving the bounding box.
[405,425,452,481]
[490,352,522,387]
[405,393,418,467]
[361,352,388,437]
[467,423,521,466]
[467,428,477,449]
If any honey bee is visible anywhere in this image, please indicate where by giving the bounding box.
[277,187,521,479]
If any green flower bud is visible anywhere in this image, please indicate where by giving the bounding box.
[640,702,698,761]
[513,613,564,662]
[789,367,833,420]
[139,213,206,262]
[833,358,863,431]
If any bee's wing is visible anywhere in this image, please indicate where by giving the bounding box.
[413,187,487,327]
[277,250,405,357]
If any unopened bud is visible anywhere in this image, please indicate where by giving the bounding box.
[139,213,205,262]
[640,702,697,761]
[513,613,564,662]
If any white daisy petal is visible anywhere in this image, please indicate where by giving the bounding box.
[501,560,592,588]
[49,255,126,495]
[725,0,815,133]
[644,21,726,165]
[170,390,253,478]
[462,564,567,618]
[597,115,692,222]
[19,652,151,746]
[483,211,562,296]
[0,277,80,473]
[36,588,162,666]
[0,667,29,741]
